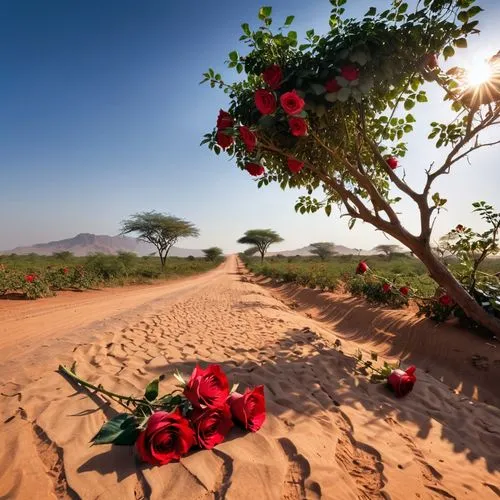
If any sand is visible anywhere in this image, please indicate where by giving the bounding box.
[0,255,499,499]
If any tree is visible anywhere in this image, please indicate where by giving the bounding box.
[52,251,73,261]
[243,246,259,257]
[374,244,403,259]
[237,229,283,263]
[203,1,500,335]
[310,242,337,260]
[121,211,199,270]
[203,247,224,261]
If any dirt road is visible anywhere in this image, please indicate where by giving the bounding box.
[0,255,498,499]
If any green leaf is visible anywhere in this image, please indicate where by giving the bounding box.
[365,7,376,16]
[416,92,428,103]
[337,87,351,102]
[325,205,332,217]
[229,51,238,62]
[91,414,139,445]
[404,98,415,110]
[241,23,251,36]
[454,38,467,48]
[284,15,295,26]
[259,6,272,19]
[144,378,159,401]
[443,46,455,59]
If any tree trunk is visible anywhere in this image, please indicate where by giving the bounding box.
[413,244,500,337]
[260,251,264,264]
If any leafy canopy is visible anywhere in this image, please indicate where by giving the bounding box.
[237,229,284,257]
[203,247,224,261]
[310,242,337,260]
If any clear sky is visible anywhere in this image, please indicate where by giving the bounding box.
[1,0,499,253]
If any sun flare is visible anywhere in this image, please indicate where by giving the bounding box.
[465,59,493,87]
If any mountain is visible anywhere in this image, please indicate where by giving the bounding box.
[268,245,380,257]
[3,233,205,258]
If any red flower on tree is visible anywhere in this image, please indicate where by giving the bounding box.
[254,89,277,115]
[325,78,341,93]
[228,385,266,432]
[287,158,304,174]
[386,156,398,169]
[216,131,234,149]
[238,126,257,152]
[280,90,305,115]
[456,224,464,232]
[356,261,369,274]
[246,163,265,177]
[25,274,36,283]
[216,109,234,130]
[262,64,283,90]
[439,294,453,307]
[399,286,410,296]
[340,65,360,81]
[288,117,308,137]
[382,283,391,293]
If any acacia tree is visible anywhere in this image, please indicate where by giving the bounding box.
[203,247,224,261]
[238,229,283,263]
[310,242,337,260]
[121,211,199,270]
[374,244,403,259]
[202,1,500,335]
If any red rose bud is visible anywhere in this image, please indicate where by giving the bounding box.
[190,404,233,449]
[135,410,196,465]
[229,385,266,432]
[382,283,391,293]
[325,78,341,93]
[288,117,308,137]
[439,294,453,307]
[238,126,257,152]
[216,131,233,150]
[399,286,409,296]
[287,158,304,174]
[341,65,360,81]
[387,366,416,398]
[386,156,398,169]
[262,64,283,90]
[254,89,277,115]
[216,109,234,129]
[25,274,35,283]
[456,224,464,232]
[280,90,305,115]
[184,364,230,409]
[356,261,369,274]
[246,163,265,177]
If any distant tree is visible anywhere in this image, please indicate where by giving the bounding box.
[121,211,199,270]
[52,251,74,261]
[203,247,224,261]
[373,244,403,259]
[237,229,283,263]
[309,242,337,261]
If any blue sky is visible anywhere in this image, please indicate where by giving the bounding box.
[1,0,499,253]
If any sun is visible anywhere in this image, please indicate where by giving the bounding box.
[465,59,493,87]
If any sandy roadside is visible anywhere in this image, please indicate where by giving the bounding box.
[0,255,498,499]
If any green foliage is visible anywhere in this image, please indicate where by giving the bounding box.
[309,242,337,260]
[202,247,224,261]
[91,413,139,445]
[238,229,284,261]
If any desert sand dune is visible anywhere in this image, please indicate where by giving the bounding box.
[0,255,499,499]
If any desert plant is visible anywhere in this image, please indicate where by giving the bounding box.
[202,247,224,261]
[203,1,500,335]
[309,242,337,260]
[121,211,199,270]
[237,229,284,263]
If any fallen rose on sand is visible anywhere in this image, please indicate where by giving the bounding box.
[58,363,266,466]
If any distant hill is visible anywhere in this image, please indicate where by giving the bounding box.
[2,233,205,258]
[268,244,379,257]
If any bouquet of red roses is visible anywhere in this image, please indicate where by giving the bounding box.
[59,363,266,465]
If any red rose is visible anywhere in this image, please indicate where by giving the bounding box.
[216,131,233,150]
[184,364,230,409]
[190,404,233,449]
[382,283,391,293]
[287,158,304,174]
[238,126,257,152]
[439,294,453,307]
[386,156,398,169]
[246,163,265,177]
[262,64,283,90]
[63,268,69,274]
[135,410,196,465]
[325,78,341,93]
[229,385,266,432]
[25,274,35,283]
[280,90,305,115]
[456,224,464,232]
[356,261,369,274]
[254,89,277,115]
[387,366,416,398]
[216,109,234,129]
[288,117,308,137]
[399,286,409,296]
[340,65,360,81]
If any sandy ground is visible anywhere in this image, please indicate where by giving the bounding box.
[0,255,499,499]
